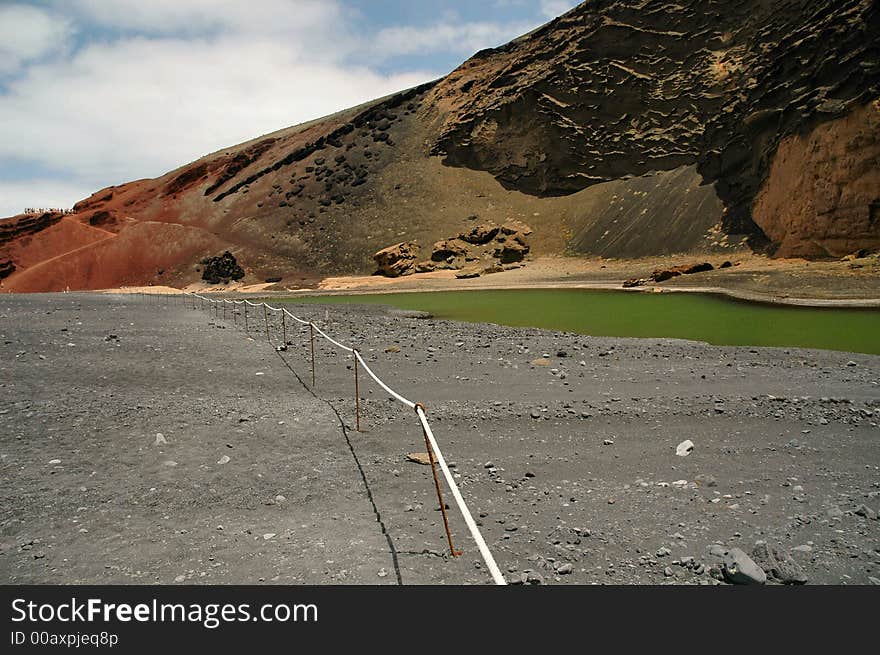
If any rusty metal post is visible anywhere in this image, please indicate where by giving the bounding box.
[263,304,270,341]
[281,311,286,345]
[353,350,361,432]
[233,303,237,325]
[309,323,316,386]
[244,303,248,331]
[415,403,460,558]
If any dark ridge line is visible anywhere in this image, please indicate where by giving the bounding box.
[273,349,404,587]
[210,80,439,203]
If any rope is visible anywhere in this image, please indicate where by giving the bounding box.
[283,308,311,325]
[310,322,354,353]
[416,406,506,586]
[177,290,506,585]
[353,351,416,409]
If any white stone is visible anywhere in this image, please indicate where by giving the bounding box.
[675,440,694,457]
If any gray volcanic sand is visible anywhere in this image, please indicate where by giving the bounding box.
[1,293,878,585]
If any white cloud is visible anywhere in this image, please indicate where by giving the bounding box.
[69,0,329,32]
[0,4,73,74]
[0,2,561,214]
[540,0,580,19]
[374,20,534,57]
[0,34,433,187]
[0,3,435,213]
[0,178,94,218]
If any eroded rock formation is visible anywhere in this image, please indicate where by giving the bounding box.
[752,101,880,258]
[427,0,880,249]
[373,242,421,277]
[373,222,533,278]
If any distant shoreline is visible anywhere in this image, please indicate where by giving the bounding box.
[279,281,880,309]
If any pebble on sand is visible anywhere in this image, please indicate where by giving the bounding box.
[675,440,694,457]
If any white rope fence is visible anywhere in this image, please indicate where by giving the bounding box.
[143,290,506,585]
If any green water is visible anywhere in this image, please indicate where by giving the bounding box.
[282,289,880,355]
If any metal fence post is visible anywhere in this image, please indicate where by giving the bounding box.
[415,403,460,558]
[309,323,316,386]
[353,350,361,432]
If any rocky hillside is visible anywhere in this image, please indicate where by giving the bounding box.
[2,0,878,292]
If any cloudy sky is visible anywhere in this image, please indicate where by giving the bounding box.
[0,0,579,217]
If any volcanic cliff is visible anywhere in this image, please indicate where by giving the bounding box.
[2,0,878,292]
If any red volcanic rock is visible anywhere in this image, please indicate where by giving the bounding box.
[0,212,62,248]
[650,262,714,282]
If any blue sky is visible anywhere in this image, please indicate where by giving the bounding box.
[0,0,579,217]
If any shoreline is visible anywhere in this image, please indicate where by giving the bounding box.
[88,280,880,309]
[16,252,880,309]
[281,280,880,309]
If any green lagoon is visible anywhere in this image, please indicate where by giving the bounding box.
[283,289,880,355]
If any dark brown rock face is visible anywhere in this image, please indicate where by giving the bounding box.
[752,102,880,258]
[427,0,880,252]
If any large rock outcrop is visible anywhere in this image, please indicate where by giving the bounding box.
[752,101,880,258]
[373,242,420,277]
[427,0,880,249]
[373,222,532,277]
